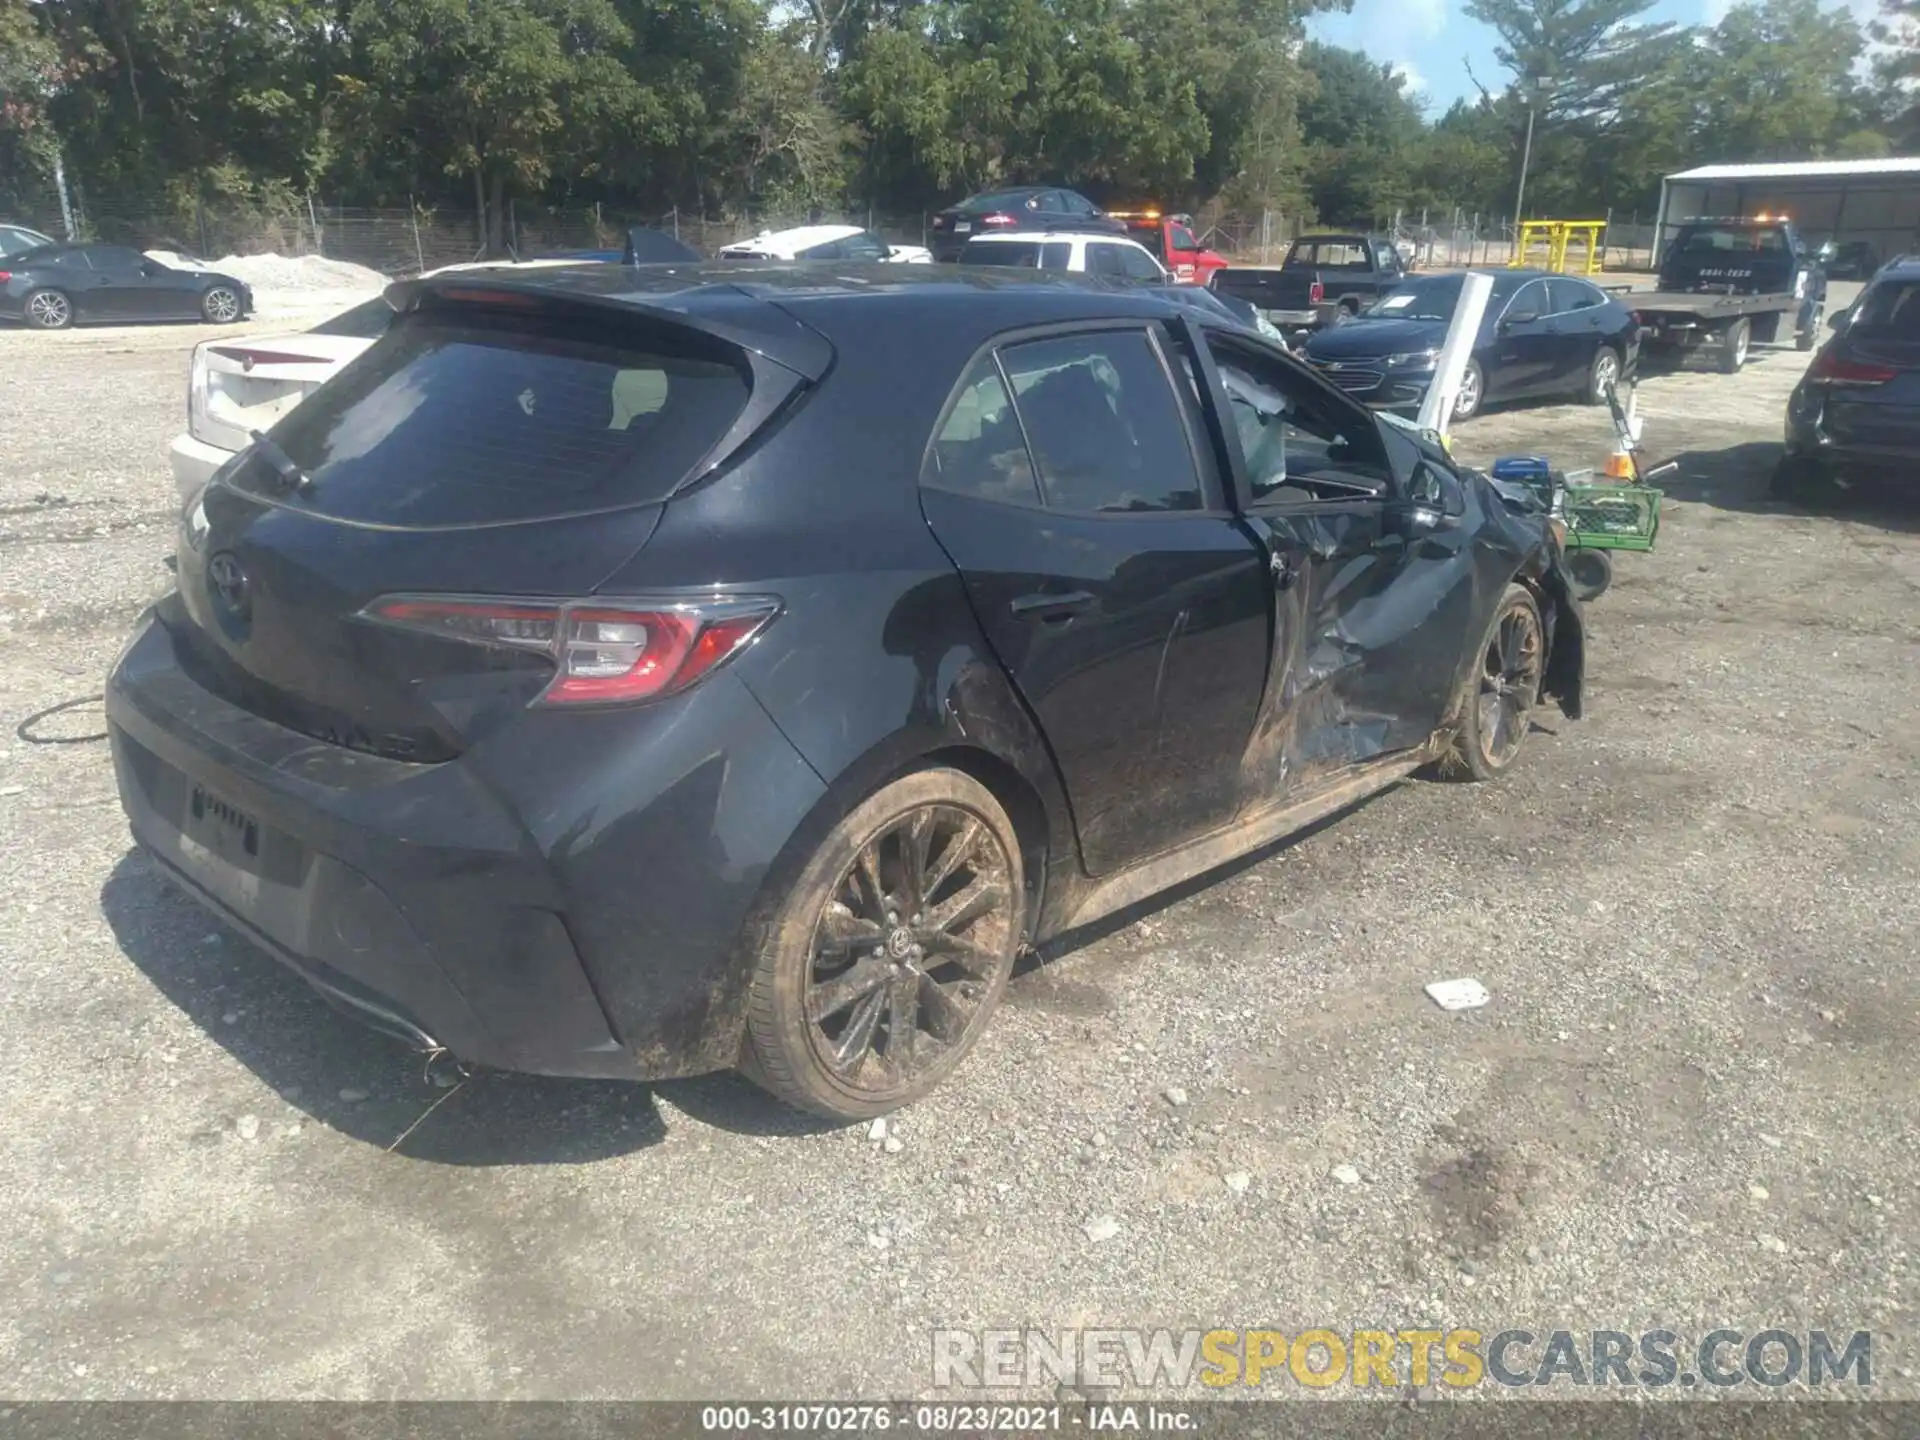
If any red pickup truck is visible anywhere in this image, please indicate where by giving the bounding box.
[1110,211,1228,285]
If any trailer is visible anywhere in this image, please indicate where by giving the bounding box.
[1632,215,1826,373]
[1630,289,1816,373]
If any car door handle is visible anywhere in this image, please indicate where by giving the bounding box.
[1269,552,1298,589]
[1009,590,1094,621]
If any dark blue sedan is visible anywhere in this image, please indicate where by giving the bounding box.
[1302,270,1640,421]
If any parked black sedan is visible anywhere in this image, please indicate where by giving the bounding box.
[1,243,252,329]
[928,186,1124,262]
[1303,270,1640,421]
[107,264,1583,1120]
[1775,254,1920,502]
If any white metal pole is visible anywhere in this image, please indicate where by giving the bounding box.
[1416,270,1496,438]
[1514,103,1537,230]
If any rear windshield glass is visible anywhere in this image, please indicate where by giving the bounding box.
[1288,240,1369,269]
[307,297,396,338]
[241,310,750,527]
[962,190,1038,212]
[1675,226,1786,255]
[1849,281,1920,339]
[962,241,1040,267]
[960,241,1071,269]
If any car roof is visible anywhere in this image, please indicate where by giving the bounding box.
[1876,255,1920,278]
[391,260,1206,373]
[719,225,862,254]
[965,231,1149,248]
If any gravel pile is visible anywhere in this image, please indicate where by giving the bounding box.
[205,252,385,293]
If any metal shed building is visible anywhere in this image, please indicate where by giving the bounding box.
[1654,157,1920,267]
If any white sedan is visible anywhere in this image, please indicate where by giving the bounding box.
[715,225,932,264]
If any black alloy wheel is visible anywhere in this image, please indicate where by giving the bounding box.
[745,769,1023,1118]
[1444,584,1544,781]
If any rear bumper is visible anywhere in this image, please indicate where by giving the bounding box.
[1785,388,1920,472]
[169,431,231,503]
[930,233,969,262]
[106,606,827,1081]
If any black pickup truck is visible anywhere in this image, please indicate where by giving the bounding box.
[1631,217,1826,373]
[1209,233,1407,332]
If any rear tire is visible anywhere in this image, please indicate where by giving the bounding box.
[24,288,73,330]
[1451,359,1485,422]
[1566,548,1613,601]
[1717,318,1751,374]
[1584,345,1622,405]
[1443,584,1544,782]
[1797,303,1822,352]
[201,286,242,324]
[743,768,1025,1120]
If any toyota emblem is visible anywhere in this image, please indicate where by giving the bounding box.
[207,551,252,623]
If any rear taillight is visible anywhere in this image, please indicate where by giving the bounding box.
[1808,350,1898,386]
[980,213,1017,228]
[361,595,779,706]
[0,271,12,283]
[187,344,212,442]
[1309,280,1324,304]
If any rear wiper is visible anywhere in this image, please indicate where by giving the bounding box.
[248,430,313,495]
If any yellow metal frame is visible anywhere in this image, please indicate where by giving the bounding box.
[1510,219,1607,275]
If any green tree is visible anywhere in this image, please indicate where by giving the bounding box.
[1871,0,1920,148]
[1691,0,1865,162]
[344,0,647,253]
[0,0,62,201]
[1297,41,1425,223]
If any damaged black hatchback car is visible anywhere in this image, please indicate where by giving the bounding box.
[107,264,1584,1120]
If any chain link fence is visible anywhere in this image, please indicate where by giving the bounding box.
[4,177,1662,278]
[1,184,941,276]
[1201,210,1659,273]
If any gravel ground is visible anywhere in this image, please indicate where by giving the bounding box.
[0,288,1915,1403]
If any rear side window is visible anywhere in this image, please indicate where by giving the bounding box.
[1086,245,1128,278]
[1548,279,1602,313]
[1000,330,1202,513]
[1117,245,1163,281]
[247,311,750,527]
[922,355,1041,506]
[89,245,146,271]
[839,232,891,262]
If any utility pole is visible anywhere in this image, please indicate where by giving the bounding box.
[1513,75,1553,230]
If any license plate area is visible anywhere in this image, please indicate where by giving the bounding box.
[187,783,262,868]
[954,221,972,234]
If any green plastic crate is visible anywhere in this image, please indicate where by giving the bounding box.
[1564,482,1662,553]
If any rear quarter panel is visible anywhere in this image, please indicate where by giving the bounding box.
[596,298,1080,939]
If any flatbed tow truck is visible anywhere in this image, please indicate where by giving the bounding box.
[1629,214,1826,373]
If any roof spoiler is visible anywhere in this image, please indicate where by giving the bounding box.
[623,227,702,265]
[382,273,834,381]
